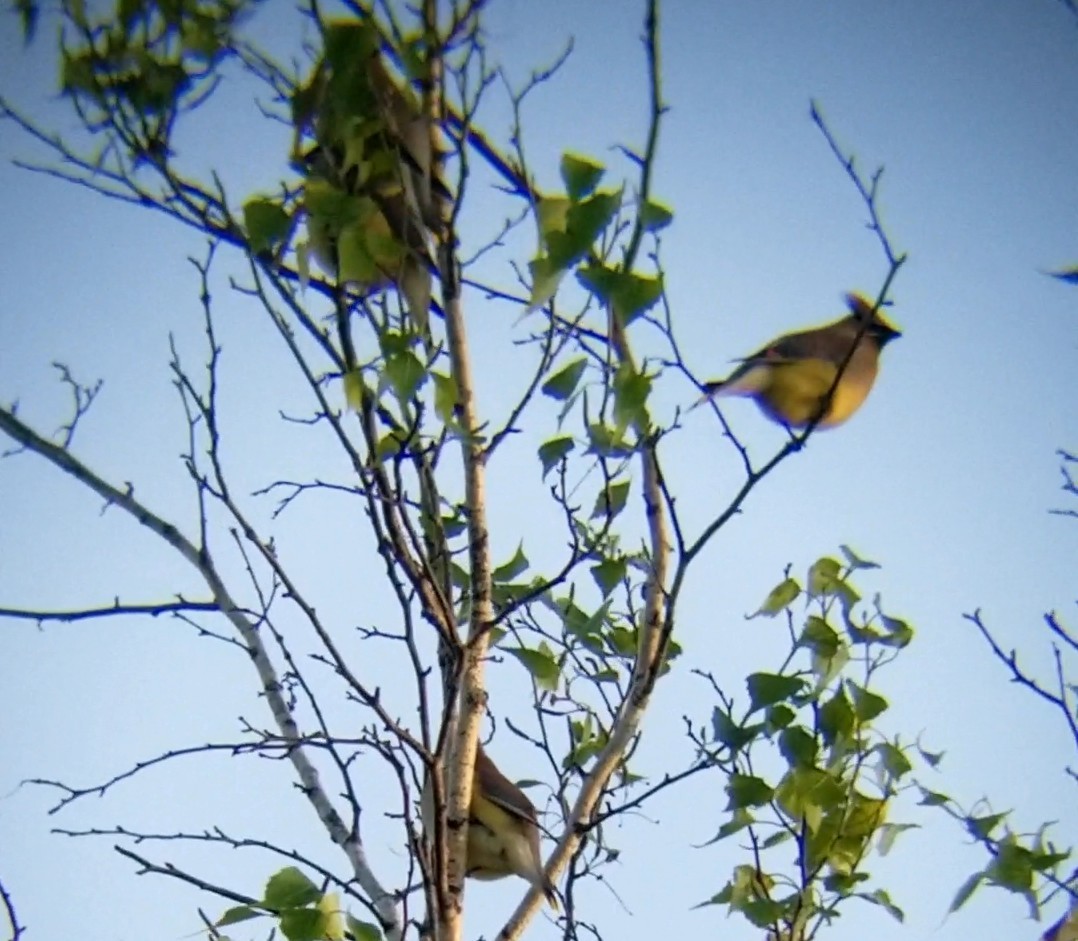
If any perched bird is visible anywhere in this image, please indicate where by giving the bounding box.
[423,744,559,910]
[700,292,901,429]
[295,23,450,334]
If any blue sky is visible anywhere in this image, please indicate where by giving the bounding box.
[1,2,1075,940]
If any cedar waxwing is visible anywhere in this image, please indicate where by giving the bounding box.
[297,25,450,334]
[700,293,901,429]
[423,745,559,910]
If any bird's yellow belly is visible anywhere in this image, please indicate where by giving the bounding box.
[762,360,873,428]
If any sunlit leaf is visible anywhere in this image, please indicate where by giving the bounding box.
[818,689,854,745]
[807,556,842,596]
[384,351,426,402]
[346,915,383,941]
[343,369,366,412]
[218,905,262,927]
[542,358,587,400]
[318,893,345,941]
[560,152,605,200]
[751,577,801,617]
[612,363,651,432]
[592,479,631,519]
[640,199,673,232]
[779,725,818,768]
[712,708,761,754]
[700,806,753,845]
[725,773,774,809]
[244,197,291,254]
[431,371,458,424]
[860,888,905,922]
[874,741,913,781]
[848,681,889,723]
[536,196,571,237]
[279,906,326,941]
[263,867,320,909]
[876,822,918,856]
[591,556,627,597]
[505,644,560,692]
[538,435,574,477]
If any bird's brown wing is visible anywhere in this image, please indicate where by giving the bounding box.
[750,317,860,367]
[475,747,540,824]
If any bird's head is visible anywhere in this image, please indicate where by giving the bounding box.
[846,292,902,346]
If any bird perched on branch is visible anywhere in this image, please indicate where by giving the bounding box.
[423,744,559,910]
[699,292,901,429]
[293,21,451,335]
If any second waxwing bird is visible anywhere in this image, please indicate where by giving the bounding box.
[700,292,901,429]
[423,744,559,910]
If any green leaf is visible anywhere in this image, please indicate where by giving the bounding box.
[505,645,560,692]
[765,703,796,731]
[592,479,631,519]
[527,254,567,309]
[949,870,985,912]
[807,556,842,596]
[431,371,458,424]
[874,741,913,781]
[779,726,818,768]
[612,363,651,433]
[878,611,914,648]
[263,867,320,909]
[538,435,574,477]
[701,806,754,845]
[560,152,605,200]
[918,787,951,807]
[712,708,761,754]
[776,767,843,833]
[760,829,793,850]
[218,905,262,927]
[543,358,588,402]
[585,423,632,457]
[839,544,880,570]
[279,906,326,941]
[346,916,383,941]
[987,839,1035,892]
[244,197,291,254]
[536,196,571,237]
[740,896,786,929]
[591,556,627,597]
[576,263,663,324]
[876,822,918,856]
[640,199,673,232]
[799,615,840,658]
[966,812,1007,841]
[917,742,945,768]
[384,351,426,402]
[492,543,529,582]
[747,672,805,712]
[342,369,366,412]
[848,681,889,723]
[860,888,905,922]
[726,773,774,809]
[751,577,801,617]
[817,689,854,745]
[564,190,620,254]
